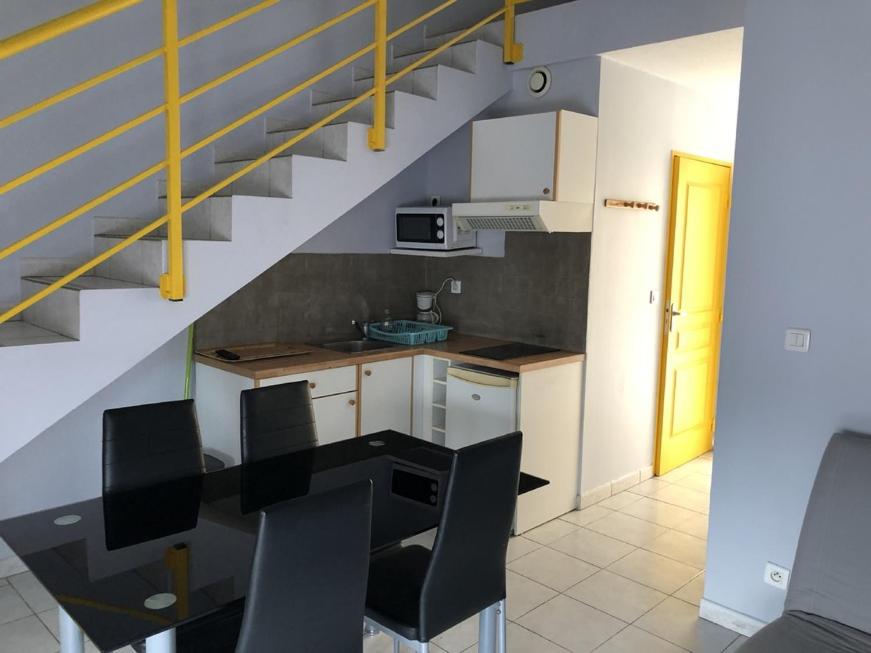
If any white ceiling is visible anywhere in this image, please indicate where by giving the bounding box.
[604,28,743,94]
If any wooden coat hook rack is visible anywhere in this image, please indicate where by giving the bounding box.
[604,199,660,211]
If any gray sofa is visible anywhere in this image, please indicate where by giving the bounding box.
[739,431,871,652]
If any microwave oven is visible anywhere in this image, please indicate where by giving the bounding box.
[395,207,477,251]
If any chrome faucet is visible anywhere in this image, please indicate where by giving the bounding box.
[352,320,368,339]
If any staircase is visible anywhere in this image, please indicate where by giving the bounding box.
[0,28,511,463]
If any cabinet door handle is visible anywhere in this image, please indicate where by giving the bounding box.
[348,399,356,407]
[364,369,372,377]
[309,382,317,389]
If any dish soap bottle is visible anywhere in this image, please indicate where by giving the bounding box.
[382,308,393,331]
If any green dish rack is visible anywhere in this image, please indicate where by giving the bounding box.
[367,320,453,346]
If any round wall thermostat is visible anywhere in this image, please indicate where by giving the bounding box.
[527,66,552,97]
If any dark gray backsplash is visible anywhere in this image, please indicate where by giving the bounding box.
[423,232,590,351]
[195,233,591,351]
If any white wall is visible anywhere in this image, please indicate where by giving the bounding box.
[0,329,188,557]
[580,58,737,497]
[704,0,871,627]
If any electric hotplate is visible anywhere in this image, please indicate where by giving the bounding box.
[461,342,560,361]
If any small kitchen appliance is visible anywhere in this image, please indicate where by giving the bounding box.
[395,206,477,251]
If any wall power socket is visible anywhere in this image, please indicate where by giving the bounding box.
[764,562,790,590]
[450,280,462,294]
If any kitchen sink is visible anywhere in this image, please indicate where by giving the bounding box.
[320,339,395,353]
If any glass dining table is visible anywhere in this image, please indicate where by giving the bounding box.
[0,431,548,653]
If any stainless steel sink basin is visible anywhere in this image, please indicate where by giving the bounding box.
[320,339,395,353]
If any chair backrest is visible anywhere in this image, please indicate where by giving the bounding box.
[418,432,522,641]
[103,399,205,494]
[236,481,373,653]
[240,381,318,464]
[785,431,871,633]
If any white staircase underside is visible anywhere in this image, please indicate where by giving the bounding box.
[0,41,510,464]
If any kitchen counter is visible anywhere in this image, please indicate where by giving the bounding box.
[195,333,584,380]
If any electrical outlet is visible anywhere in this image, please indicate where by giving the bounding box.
[450,280,462,294]
[764,562,790,590]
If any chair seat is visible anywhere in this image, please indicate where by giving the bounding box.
[366,545,432,641]
[740,612,871,653]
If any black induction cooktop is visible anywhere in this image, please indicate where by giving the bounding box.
[461,342,560,361]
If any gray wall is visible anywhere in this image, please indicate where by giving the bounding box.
[425,233,590,351]
[705,0,871,625]
[196,231,590,352]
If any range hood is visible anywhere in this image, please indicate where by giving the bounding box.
[452,200,593,233]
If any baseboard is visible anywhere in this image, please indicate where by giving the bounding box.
[700,598,767,637]
[579,463,655,508]
[579,482,611,508]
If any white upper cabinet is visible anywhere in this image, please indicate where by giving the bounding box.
[361,357,413,435]
[470,110,598,203]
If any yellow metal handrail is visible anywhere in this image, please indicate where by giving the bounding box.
[0,0,523,325]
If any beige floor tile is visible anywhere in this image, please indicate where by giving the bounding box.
[524,519,580,545]
[508,547,598,592]
[684,458,713,476]
[723,635,748,652]
[598,493,642,511]
[607,549,700,594]
[0,616,58,653]
[9,573,57,613]
[549,528,635,568]
[433,614,478,653]
[635,598,738,653]
[565,570,666,622]
[672,473,713,494]
[462,622,567,653]
[517,594,624,653]
[506,536,541,563]
[627,478,673,497]
[594,625,687,653]
[585,512,669,548]
[647,485,710,514]
[620,497,700,529]
[674,573,706,607]
[35,608,58,638]
[365,632,447,652]
[673,513,710,540]
[506,570,559,620]
[644,530,707,569]
[0,586,32,626]
[0,556,28,579]
[560,505,612,527]
[658,466,695,483]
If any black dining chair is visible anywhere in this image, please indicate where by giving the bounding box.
[175,480,373,653]
[240,381,318,464]
[103,399,205,494]
[364,431,523,653]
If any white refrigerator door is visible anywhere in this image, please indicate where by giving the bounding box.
[445,368,518,450]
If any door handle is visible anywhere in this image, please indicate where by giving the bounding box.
[668,302,682,332]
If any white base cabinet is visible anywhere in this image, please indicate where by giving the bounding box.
[310,391,358,445]
[360,357,413,435]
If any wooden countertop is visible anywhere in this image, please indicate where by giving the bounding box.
[194,333,585,380]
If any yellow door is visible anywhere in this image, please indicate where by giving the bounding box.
[655,153,732,475]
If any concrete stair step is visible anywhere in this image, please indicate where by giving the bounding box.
[0,319,73,347]
[212,153,346,199]
[95,197,232,241]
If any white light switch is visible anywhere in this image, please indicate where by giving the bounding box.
[784,328,810,353]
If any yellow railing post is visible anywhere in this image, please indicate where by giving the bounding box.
[368,0,387,151]
[159,0,185,301]
[503,0,523,64]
